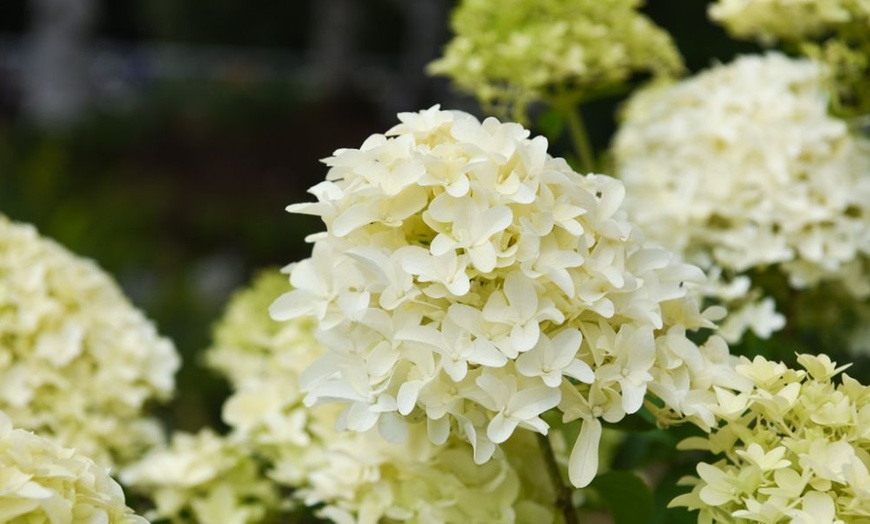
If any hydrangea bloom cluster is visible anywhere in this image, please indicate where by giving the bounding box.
[612,53,870,341]
[272,106,739,487]
[0,410,146,524]
[299,421,556,524]
[708,1,870,114]
[428,0,683,117]
[708,0,865,43]
[124,270,556,523]
[121,429,280,524]
[671,353,870,522]
[0,215,180,466]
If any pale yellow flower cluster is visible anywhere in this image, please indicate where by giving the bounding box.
[0,215,180,467]
[125,270,556,523]
[709,0,865,43]
[613,53,870,342]
[300,422,556,524]
[671,353,870,523]
[0,410,146,524]
[709,0,870,115]
[273,106,738,488]
[204,271,334,492]
[120,429,280,524]
[428,0,682,118]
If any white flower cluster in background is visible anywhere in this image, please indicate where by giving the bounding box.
[709,0,868,43]
[121,429,280,524]
[300,421,556,524]
[0,410,146,523]
[206,271,332,496]
[0,215,180,467]
[124,270,556,523]
[272,106,741,488]
[613,53,870,341]
[671,353,870,522]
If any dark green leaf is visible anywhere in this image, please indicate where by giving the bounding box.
[536,109,566,140]
[589,470,654,524]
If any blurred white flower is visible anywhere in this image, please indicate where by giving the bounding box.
[709,0,862,43]
[613,53,870,342]
[0,215,180,467]
[121,429,280,524]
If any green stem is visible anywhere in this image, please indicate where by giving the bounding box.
[563,104,596,173]
[537,432,580,524]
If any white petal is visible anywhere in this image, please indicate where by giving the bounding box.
[564,360,595,384]
[269,289,317,321]
[621,382,647,414]
[503,272,537,320]
[515,350,543,379]
[569,418,602,488]
[473,205,513,241]
[511,322,541,353]
[470,339,509,367]
[487,411,519,443]
[346,402,379,431]
[430,233,456,256]
[378,412,409,443]
[511,386,561,419]
[468,244,498,273]
[333,203,378,237]
[397,381,422,415]
[442,356,468,382]
[428,416,450,445]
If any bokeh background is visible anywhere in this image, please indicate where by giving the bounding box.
[0,0,758,433]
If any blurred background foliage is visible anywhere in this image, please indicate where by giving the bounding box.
[0,0,767,507]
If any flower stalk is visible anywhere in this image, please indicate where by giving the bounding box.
[563,104,596,174]
[537,432,580,524]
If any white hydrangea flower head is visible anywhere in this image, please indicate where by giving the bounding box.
[0,410,146,524]
[710,1,870,117]
[0,215,180,467]
[121,429,280,524]
[613,53,870,341]
[709,0,867,43]
[671,353,870,522]
[428,0,683,118]
[273,106,735,487]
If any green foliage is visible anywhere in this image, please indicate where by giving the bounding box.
[589,471,654,524]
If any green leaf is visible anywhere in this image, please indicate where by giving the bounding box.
[536,109,565,140]
[652,467,699,524]
[589,470,654,524]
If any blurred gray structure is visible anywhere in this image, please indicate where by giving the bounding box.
[22,0,97,129]
[5,0,458,129]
